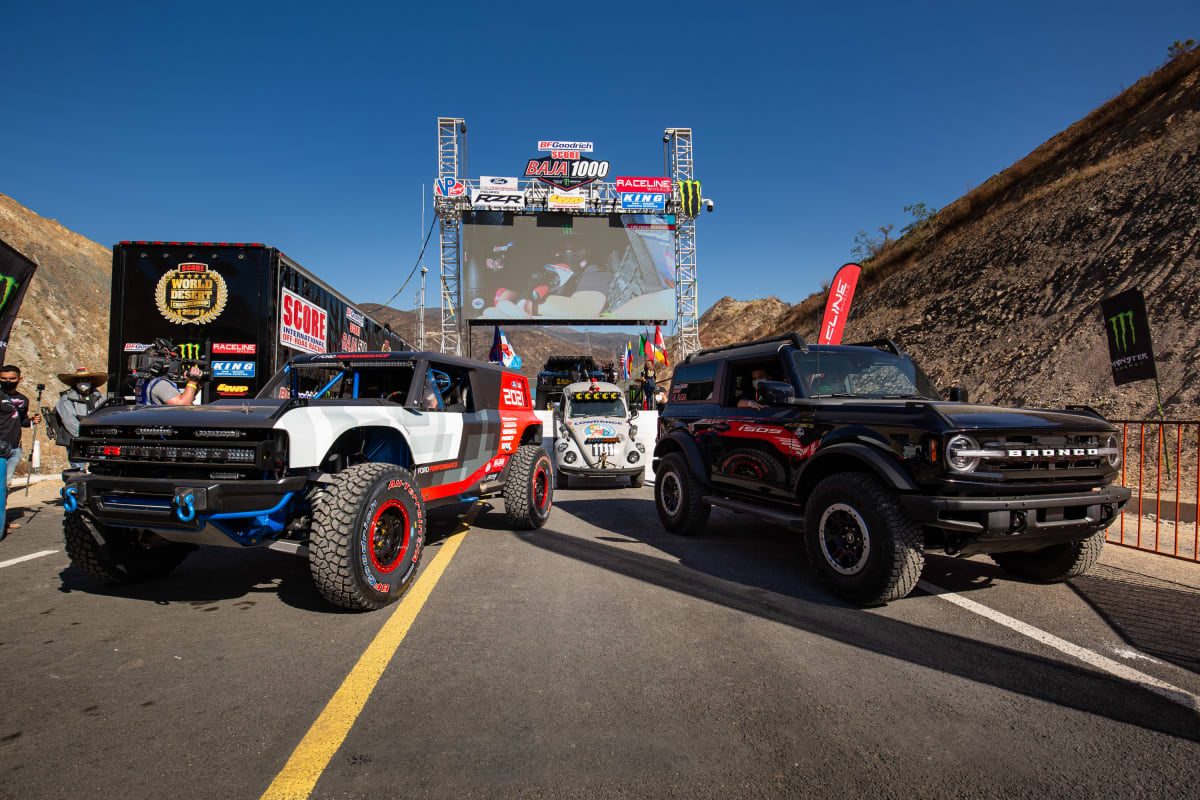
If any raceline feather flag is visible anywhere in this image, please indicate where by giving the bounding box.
[653,325,670,367]
[818,263,862,345]
[678,180,702,217]
[488,326,521,369]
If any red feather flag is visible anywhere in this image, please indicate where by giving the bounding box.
[818,263,862,345]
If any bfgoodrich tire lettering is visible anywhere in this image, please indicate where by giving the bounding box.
[63,512,193,583]
[804,473,924,605]
[654,452,710,536]
[504,445,554,529]
[309,462,426,611]
[990,530,1105,582]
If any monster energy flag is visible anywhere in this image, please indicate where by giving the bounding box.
[0,239,38,367]
[679,179,702,217]
[1101,288,1157,385]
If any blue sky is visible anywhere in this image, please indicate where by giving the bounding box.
[2,1,1195,335]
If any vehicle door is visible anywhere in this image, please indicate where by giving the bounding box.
[709,354,809,501]
[402,359,490,498]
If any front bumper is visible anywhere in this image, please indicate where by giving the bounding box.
[900,486,1131,556]
[557,462,645,478]
[62,471,308,531]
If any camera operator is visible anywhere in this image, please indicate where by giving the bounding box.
[139,363,203,405]
[133,339,205,405]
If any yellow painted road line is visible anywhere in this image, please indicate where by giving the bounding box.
[261,525,470,800]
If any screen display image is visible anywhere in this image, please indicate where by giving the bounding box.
[462,212,676,322]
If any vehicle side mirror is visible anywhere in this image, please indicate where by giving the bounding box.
[756,381,795,405]
[947,386,968,403]
[547,402,559,414]
[628,407,639,420]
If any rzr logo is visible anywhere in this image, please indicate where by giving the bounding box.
[1109,310,1135,352]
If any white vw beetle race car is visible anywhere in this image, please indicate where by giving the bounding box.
[552,380,646,489]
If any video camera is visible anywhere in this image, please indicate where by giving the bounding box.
[130,337,211,384]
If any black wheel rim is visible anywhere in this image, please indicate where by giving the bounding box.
[818,503,871,575]
[661,471,682,516]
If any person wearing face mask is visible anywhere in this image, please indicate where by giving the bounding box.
[0,365,41,486]
[54,367,107,470]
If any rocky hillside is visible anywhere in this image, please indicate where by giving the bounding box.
[0,193,111,473]
[717,48,1200,422]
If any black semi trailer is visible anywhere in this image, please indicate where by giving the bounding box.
[108,241,408,402]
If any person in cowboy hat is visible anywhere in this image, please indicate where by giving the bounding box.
[55,367,107,470]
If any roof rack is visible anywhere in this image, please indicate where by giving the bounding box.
[847,338,904,356]
[686,333,808,362]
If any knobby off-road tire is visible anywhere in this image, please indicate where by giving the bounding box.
[63,512,193,584]
[804,473,924,605]
[309,462,426,611]
[990,530,1105,582]
[654,452,710,536]
[504,445,554,530]
[630,469,645,488]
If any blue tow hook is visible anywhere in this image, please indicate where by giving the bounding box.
[62,487,79,513]
[175,494,197,522]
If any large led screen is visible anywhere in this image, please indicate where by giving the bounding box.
[462,212,676,322]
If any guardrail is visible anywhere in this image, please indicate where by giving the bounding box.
[1109,420,1199,562]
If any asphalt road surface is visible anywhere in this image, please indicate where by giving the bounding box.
[2,478,1199,799]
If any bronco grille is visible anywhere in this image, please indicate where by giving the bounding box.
[954,432,1117,482]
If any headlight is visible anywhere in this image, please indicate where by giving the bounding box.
[627,451,640,463]
[564,451,577,464]
[1105,433,1122,469]
[946,434,980,474]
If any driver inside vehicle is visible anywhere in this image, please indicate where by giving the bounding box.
[737,365,778,410]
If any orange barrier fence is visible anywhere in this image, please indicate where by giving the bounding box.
[1109,420,1200,562]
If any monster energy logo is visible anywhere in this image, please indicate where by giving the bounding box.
[1108,310,1135,352]
[178,343,202,360]
[0,274,20,315]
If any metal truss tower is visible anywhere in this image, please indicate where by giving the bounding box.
[435,117,465,355]
[666,128,701,361]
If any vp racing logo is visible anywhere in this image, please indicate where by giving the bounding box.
[1108,310,1135,352]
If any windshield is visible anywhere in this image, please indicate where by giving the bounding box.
[567,391,626,419]
[257,362,416,400]
[790,350,940,400]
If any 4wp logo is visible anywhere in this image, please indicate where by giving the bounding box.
[1108,310,1136,352]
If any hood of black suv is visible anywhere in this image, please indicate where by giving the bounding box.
[930,403,1110,431]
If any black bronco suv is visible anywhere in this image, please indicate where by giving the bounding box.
[652,334,1130,605]
[535,355,605,409]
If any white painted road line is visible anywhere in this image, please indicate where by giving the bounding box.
[918,579,1200,712]
[0,550,58,569]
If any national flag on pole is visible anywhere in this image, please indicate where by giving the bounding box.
[488,326,521,369]
[640,334,652,362]
[653,325,670,366]
[622,340,632,381]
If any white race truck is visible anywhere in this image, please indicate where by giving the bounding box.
[551,380,646,489]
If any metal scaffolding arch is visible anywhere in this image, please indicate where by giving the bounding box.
[666,127,701,361]
[434,117,465,355]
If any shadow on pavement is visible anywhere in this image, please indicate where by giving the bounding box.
[517,495,1200,743]
[1071,565,1200,675]
[54,505,471,613]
